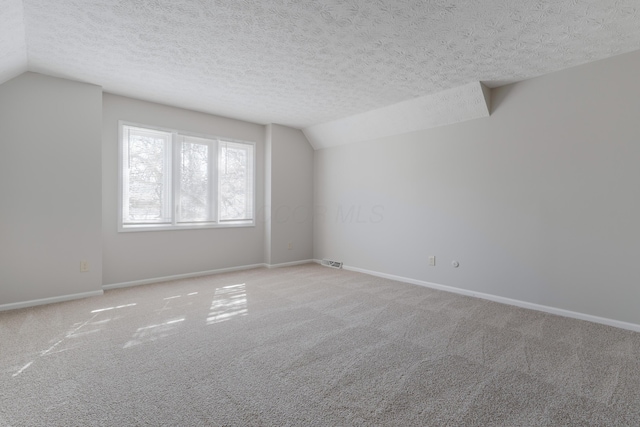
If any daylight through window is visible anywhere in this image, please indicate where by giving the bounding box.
[120,123,254,231]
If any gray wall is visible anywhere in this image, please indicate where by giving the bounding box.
[264,124,314,265]
[0,72,103,305]
[314,50,640,325]
[102,94,266,285]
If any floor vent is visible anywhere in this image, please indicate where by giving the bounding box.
[321,259,343,269]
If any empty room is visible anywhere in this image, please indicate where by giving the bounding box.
[2,0,640,425]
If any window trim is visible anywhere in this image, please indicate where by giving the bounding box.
[118,120,256,232]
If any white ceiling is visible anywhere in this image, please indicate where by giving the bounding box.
[2,0,640,131]
[305,81,491,149]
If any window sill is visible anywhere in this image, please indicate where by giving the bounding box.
[118,221,255,233]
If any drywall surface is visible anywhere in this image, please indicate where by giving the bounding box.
[0,0,27,85]
[304,82,491,149]
[102,94,265,285]
[0,72,103,305]
[314,49,640,325]
[265,124,314,265]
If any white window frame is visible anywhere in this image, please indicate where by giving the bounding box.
[118,121,256,232]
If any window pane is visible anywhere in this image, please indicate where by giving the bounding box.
[120,123,254,230]
[124,127,171,223]
[179,137,210,222]
[219,142,254,221]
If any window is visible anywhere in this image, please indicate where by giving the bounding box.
[120,123,254,231]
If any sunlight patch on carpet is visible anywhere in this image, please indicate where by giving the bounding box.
[207,283,247,325]
[91,303,137,313]
[123,318,185,348]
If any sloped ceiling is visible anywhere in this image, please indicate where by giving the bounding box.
[305,81,491,149]
[0,0,28,83]
[1,1,639,147]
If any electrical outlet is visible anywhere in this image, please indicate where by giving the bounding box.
[428,256,436,266]
[80,261,89,272]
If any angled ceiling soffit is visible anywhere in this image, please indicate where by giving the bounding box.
[304,82,491,150]
[0,0,28,85]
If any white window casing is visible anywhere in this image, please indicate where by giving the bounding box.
[119,122,255,232]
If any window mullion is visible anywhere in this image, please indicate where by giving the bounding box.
[211,139,219,223]
[121,127,130,224]
[164,135,173,224]
[171,132,180,226]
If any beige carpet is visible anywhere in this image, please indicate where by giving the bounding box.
[1,264,639,426]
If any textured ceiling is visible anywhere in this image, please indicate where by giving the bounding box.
[305,82,491,149]
[0,0,27,83]
[1,0,640,129]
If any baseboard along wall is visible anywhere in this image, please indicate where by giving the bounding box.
[4,258,638,334]
[103,260,315,291]
[0,290,104,312]
[0,260,317,312]
[314,260,640,333]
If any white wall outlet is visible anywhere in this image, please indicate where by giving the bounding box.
[80,261,89,272]
[428,256,436,266]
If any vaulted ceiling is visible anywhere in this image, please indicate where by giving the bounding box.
[2,0,639,144]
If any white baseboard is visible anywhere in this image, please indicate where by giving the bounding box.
[342,264,640,333]
[104,260,316,290]
[0,290,104,312]
[103,263,266,290]
[266,259,314,269]
[2,261,313,310]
